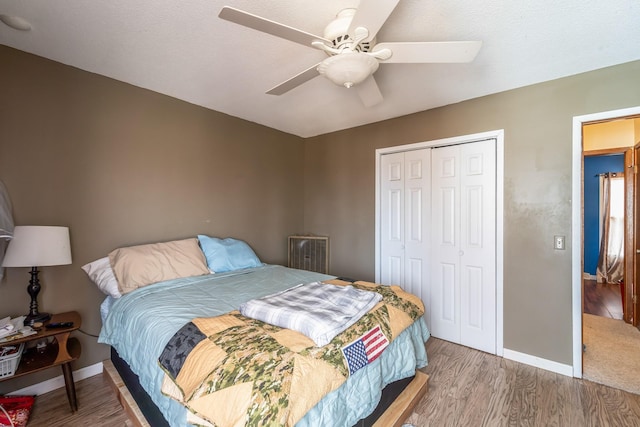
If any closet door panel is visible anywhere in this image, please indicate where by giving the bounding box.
[431,145,461,342]
[405,185,424,301]
[406,256,424,304]
[404,149,431,322]
[465,185,483,247]
[380,149,430,323]
[459,140,496,354]
[440,187,457,245]
[386,256,403,286]
[433,260,460,342]
[461,264,483,329]
[380,153,405,286]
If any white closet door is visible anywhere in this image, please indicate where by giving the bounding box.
[380,149,430,322]
[380,152,406,286]
[403,149,431,317]
[459,140,496,353]
[431,139,496,353]
[430,146,462,342]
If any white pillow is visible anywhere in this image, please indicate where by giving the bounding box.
[81,257,122,298]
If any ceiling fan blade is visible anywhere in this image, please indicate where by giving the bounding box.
[266,63,322,95]
[373,41,482,63]
[219,6,330,47]
[355,76,383,107]
[347,0,400,42]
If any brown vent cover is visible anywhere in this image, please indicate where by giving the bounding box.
[288,235,329,274]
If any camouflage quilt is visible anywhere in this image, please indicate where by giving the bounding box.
[158,280,424,427]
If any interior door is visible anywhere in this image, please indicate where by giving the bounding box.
[402,149,431,319]
[380,151,406,287]
[430,145,461,343]
[459,141,497,351]
[430,139,497,353]
[380,149,431,326]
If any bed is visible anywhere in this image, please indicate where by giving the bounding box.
[91,237,430,426]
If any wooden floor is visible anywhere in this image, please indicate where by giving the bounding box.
[583,279,623,319]
[405,338,640,427]
[26,338,640,426]
[24,372,131,427]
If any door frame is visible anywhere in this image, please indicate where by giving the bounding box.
[571,106,640,378]
[634,143,640,326]
[375,129,505,356]
[624,147,635,324]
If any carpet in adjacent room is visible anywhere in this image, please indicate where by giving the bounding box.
[582,313,640,395]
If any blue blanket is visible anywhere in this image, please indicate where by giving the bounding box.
[99,265,429,426]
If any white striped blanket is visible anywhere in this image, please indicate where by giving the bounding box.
[239,281,382,347]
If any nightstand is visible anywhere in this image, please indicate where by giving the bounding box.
[0,311,82,412]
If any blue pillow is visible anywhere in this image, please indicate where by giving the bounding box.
[197,235,262,273]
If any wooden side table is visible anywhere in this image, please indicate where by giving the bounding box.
[0,311,82,412]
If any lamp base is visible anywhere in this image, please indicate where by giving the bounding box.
[25,311,51,326]
[24,267,51,327]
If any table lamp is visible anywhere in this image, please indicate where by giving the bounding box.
[1,226,72,325]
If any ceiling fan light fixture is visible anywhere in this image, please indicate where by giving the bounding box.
[0,15,32,31]
[317,53,379,89]
[323,9,356,41]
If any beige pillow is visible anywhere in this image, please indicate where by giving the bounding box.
[109,238,209,295]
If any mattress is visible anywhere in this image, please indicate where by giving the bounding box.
[98,264,429,426]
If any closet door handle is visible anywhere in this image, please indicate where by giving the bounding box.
[459,250,464,256]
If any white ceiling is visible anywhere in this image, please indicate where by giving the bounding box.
[1,0,639,138]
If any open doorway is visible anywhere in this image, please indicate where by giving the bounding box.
[582,117,640,325]
[573,109,640,377]
[583,151,625,320]
[577,114,640,395]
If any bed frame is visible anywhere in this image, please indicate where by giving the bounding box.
[104,347,428,427]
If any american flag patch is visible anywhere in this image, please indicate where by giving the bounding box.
[342,324,390,376]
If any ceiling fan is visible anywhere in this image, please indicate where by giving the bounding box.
[218,0,482,107]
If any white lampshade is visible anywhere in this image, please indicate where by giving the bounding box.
[2,226,72,267]
[317,52,379,89]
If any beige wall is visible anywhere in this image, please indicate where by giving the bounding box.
[0,45,305,391]
[2,41,640,390]
[303,60,640,365]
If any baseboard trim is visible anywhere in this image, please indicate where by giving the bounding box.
[6,362,103,396]
[503,348,573,377]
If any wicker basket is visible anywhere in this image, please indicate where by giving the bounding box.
[0,343,24,378]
